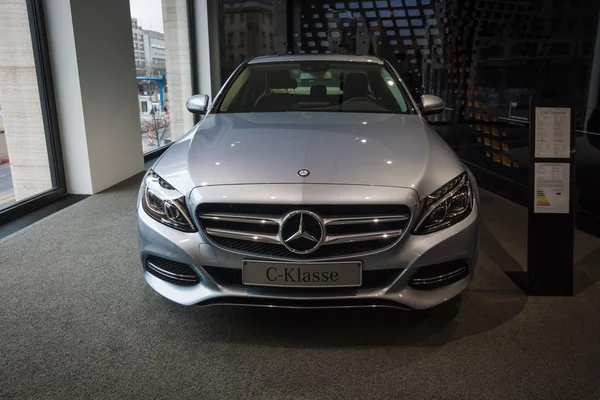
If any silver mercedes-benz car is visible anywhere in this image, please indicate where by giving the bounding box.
[137,54,479,310]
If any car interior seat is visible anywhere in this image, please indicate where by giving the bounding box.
[253,70,297,112]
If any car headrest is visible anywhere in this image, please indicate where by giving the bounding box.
[266,70,298,89]
[310,85,327,97]
[343,73,369,99]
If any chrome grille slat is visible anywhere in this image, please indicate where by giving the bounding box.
[197,204,412,259]
[145,256,200,286]
[206,228,280,244]
[147,262,198,282]
[199,213,280,225]
[323,215,409,225]
[410,266,469,285]
[324,229,403,245]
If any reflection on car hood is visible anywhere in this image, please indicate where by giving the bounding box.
[153,112,465,198]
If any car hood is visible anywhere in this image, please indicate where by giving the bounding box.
[153,112,465,199]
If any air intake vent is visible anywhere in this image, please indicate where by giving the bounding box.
[145,256,200,286]
[197,203,411,260]
[409,260,469,290]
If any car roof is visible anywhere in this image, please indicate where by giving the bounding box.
[247,54,385,65]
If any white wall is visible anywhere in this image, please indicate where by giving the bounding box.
[70,0,144,193]
[44,0,144,194]
[43,0,92,194]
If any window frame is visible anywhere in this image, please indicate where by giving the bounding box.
[0,0,67,224]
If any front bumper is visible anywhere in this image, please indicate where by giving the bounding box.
[137,185,479,311]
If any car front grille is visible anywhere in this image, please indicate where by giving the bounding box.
[145,256,200,286]
[197,203,411,260]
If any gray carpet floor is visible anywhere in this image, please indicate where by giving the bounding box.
[1,174,599,400]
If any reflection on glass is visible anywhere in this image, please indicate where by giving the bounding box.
[220,0,276,83]
[294,0,600,222]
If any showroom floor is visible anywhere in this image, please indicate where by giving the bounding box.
[1,174,599,400]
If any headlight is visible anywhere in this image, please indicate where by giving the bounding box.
[413,172,473,234]
[142,170,197,232]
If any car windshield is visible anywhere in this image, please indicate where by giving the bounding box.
[216,61,412,114]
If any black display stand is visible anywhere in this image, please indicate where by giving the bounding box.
[509,97,575,296]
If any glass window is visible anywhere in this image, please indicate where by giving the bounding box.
[218,1,277,83]
[130,0,193,154]
[0,0,64,216]
[217,61,411,114]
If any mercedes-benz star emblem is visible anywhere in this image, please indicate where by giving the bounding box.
[297,169,310,177]
[279,210,324,254]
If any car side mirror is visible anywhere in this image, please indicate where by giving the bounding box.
[186,94,210,114]
[420,95,445,116]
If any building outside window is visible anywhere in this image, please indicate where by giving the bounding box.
[130,1,193,154]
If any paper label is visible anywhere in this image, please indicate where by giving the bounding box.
[535,107,571,158]
[534,163,570,214]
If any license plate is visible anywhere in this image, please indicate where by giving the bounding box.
[242,260,362,288]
